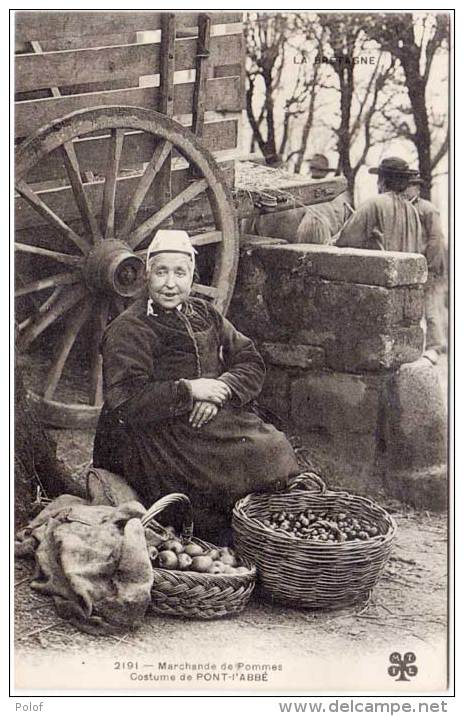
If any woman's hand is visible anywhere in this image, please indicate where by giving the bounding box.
[189,400,219,429]
[187,378,231,405]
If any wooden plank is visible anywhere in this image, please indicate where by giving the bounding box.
[15,79,134,103]
[15,77,242,139]
[235,177,350,219]
[15,12,242,43]
[15,162,235,231]
[157,13,176,214]
[16,33,138,54]
[191,14,211,138]
[25,120,238,183]
[15,34,243,93]
[159,14,176,117]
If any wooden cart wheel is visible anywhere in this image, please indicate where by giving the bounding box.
[15,105,239,429]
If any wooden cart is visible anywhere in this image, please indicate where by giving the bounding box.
[14,11,245,428]
[14,11,348,430]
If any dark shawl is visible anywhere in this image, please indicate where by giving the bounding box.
[93,297,299,528]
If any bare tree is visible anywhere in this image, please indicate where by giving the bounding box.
[316,13,396,199]
[245,12,289,164]
[370,12,449,198]
[244,12,327,169]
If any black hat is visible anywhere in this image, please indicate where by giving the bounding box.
[408,172,424,186]
[368,157,415,177]
[308,153,336,173]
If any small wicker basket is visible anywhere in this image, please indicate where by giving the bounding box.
[232,473,397,609]
[142,493,256,619]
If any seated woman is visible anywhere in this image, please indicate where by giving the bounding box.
[93,230,300,539]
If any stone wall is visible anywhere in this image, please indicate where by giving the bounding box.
[228,240,447,510]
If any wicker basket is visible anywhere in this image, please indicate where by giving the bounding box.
[232,473,397,609]
[142,493,256,619]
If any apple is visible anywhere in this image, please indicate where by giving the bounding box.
[219,549,237,567]
[177,553,193,570]
[162,539,183,554]
[191,556,213,572]
[158,550,178,569]
[206,549,221,561]
[183,543,204,557]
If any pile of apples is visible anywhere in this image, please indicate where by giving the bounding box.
[262,509,380,543]
[145,526,249,575]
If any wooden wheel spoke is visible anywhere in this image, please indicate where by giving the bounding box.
[14,105,239,427]
[191,283,219,298]
[61,140,103,243]
[15,179,90,254]
[44,298,93,400]
[18,286,64,333]
[89,298,110,406]
[18,284,87,351]
[119,139,172,240]
[15,271,79,297]
[15,242,83,266]
[101,129,124,238]
[128,178,208,250]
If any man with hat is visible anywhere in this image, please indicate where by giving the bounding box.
[404,174,447,355]
[336,156,422,253]
[307,153,337,180]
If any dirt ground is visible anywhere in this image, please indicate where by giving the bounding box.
[14,431,448,682]
[14,348,449,691]
[15,508,447,655]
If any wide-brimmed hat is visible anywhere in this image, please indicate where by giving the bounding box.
[408,172,424,186]
[308,153,337,173]
[146,230,196,271]
[368,157,415,177]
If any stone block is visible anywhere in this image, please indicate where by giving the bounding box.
[291,430,385,500]
[256,244,428,287]
[325,326,424,372]
[293,328,336,350]
[403,286,425,322]
[382,466,447,512]
[259,366,291,420]
[316,281,404,334]
[262,275,320,330]
[260,342,325,369]
[228,250,281,341]
[290,371,382,434]
[382,357,448,472]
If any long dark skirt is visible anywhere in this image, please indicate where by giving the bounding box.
[93,403,299,541]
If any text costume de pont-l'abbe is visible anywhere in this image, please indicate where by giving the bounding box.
[93,294,300,535]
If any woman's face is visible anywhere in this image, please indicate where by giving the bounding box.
[147,253,193,309]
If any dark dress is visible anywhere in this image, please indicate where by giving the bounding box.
[93,296,299,534]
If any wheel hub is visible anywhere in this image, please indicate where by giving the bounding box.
[84,239,145,297]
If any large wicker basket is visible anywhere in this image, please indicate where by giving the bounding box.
[232,473,397,609]
[142,493,256,619]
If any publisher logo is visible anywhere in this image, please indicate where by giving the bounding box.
[388,652,418,681]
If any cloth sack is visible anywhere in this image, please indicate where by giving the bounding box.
[15,494,153,635]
